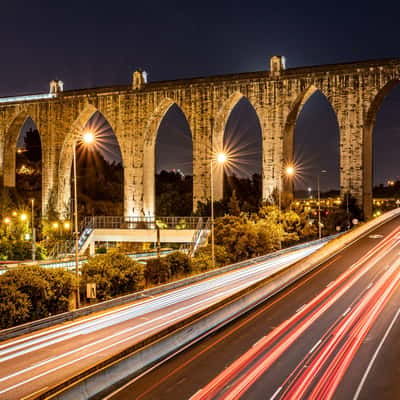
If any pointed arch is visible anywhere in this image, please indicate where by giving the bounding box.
[56,104,124,217]
[3,112,42,187]
[363,79,400,218]
[143,98,192,216]
[213,92,263,201]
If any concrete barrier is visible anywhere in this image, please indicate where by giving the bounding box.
[40,208,400,399]
[0,235,332,342]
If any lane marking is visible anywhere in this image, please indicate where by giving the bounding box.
[368,234,383,239]
[270,386,282,400]
[342,307,352,317]
[296,304,306,313]
[308,339,322,354]
[353,307,400,400]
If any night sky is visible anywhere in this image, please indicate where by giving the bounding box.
[6,1,400,191]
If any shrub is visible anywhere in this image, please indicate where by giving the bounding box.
[0,265,76,324]
[81,250,144,300]
[0,284,31,329]
[144,252,192,285]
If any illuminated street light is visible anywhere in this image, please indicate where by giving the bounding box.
[211,151,228,269]
[285,165,295,177]
[73,131,96,308]
[216,152,227,164]
[63,221,71,230]
[20,213,28,222]
[318,169,327,239]
[31,199,36,262]
[52,222,59,229]
[3,217,11,224]
[82,131,95,144]
[279,164,296,210]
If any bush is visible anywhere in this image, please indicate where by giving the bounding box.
[81,250,144,300]
[0,284,31,329]
[144,258,171,285]
[0,239,46,261]
[192,244,229,273]
[144,252,192,285]
[0,265,76,326]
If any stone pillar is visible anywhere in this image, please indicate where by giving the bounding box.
[335,95,365,215]
[124,165,144,218]
[192,117,212,210]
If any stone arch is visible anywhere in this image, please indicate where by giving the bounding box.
[213,91,263,201]
[143,98,193,216]
[363,79,400,218]
[282,85,339,203]
[56,103,124,217]
[3,112,41,187]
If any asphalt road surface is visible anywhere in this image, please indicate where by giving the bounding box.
[106,215,400,400]
[0,241,322,399]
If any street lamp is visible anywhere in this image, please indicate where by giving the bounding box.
[278,164,296,210]
[72,130,96,309]
[210,151,228,269]
[31,199,36,262]
[317,169,327,239]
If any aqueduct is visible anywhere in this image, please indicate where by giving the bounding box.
[1,56,399,219]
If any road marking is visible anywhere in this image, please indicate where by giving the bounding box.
[326,281,334,287]
[342,307,351,317]
[308,339,322,354]
[270,386,282,400]
[353,307,400,400]
[368,234,384,239]
[296,304,306,313]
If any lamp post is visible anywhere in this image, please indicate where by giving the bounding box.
[31,199,36,262]
[72,131,95,309]
[210,152,227,269]
[278,164,296,210]
[317,169,327,239]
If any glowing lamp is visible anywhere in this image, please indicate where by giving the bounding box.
[216,152,227,164]
[285,165,295,176]
[82,131,95,144]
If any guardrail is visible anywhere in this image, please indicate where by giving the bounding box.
[39,208,400,400]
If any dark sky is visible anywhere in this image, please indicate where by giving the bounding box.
[7,0,400,191]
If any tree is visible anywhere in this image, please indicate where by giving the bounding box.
[23,128,42,162]
[228,190,241,216]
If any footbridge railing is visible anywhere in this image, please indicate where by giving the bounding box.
[81,216,208,230]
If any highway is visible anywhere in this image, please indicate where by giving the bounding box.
[0,241,322,399]
[106,215,400,400]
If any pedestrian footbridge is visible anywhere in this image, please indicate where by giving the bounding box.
[78,216,211,256]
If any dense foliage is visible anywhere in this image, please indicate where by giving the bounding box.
[0,265,76,328]
[80,250,144,300]
[144,251,192,285]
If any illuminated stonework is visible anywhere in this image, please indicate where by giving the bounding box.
[0,57,399,218]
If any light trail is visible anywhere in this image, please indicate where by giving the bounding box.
[0,246,318,361]
[0,243,323,399]
[192,225,400,400]
[282,259,400,399]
